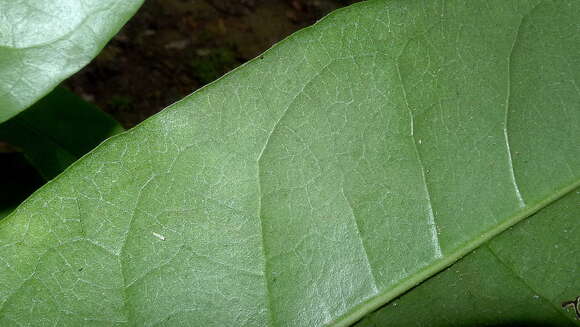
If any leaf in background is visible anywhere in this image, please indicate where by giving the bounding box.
[0,87,124,180]
[0,1,578,326]
[355,188,580,326]
[0,153,44,220]
[0,0,143,123]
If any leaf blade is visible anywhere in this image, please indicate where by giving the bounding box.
[354,187,580,326]
[0,1,578,326]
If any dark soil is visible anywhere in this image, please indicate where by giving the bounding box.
[66,0,361,128]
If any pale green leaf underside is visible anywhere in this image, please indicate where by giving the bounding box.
[0,0,579,326]
[0,0,143,123]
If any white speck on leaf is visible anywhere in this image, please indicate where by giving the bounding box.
[152,232,166,241]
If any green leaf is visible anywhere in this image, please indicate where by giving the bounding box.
[0,0,579,326]
[355,188,580,326]
[0,0,143,123]
[0,87,124,180]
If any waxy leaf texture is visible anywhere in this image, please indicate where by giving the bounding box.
[0,0,578,326]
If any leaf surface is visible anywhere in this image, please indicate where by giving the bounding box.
[355,188,580,326]
[0,0,143,123]
[0,0,579,326]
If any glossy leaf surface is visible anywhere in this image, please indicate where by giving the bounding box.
[0,1,578,326]
[0,0,143,123]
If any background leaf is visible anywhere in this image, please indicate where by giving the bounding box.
[0,0,578,326]
[0,87,124,180]
[0,153,44,220]
[0,0,144,123]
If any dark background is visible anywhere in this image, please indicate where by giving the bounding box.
[0,0,362,215]
[66,0,362,127]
